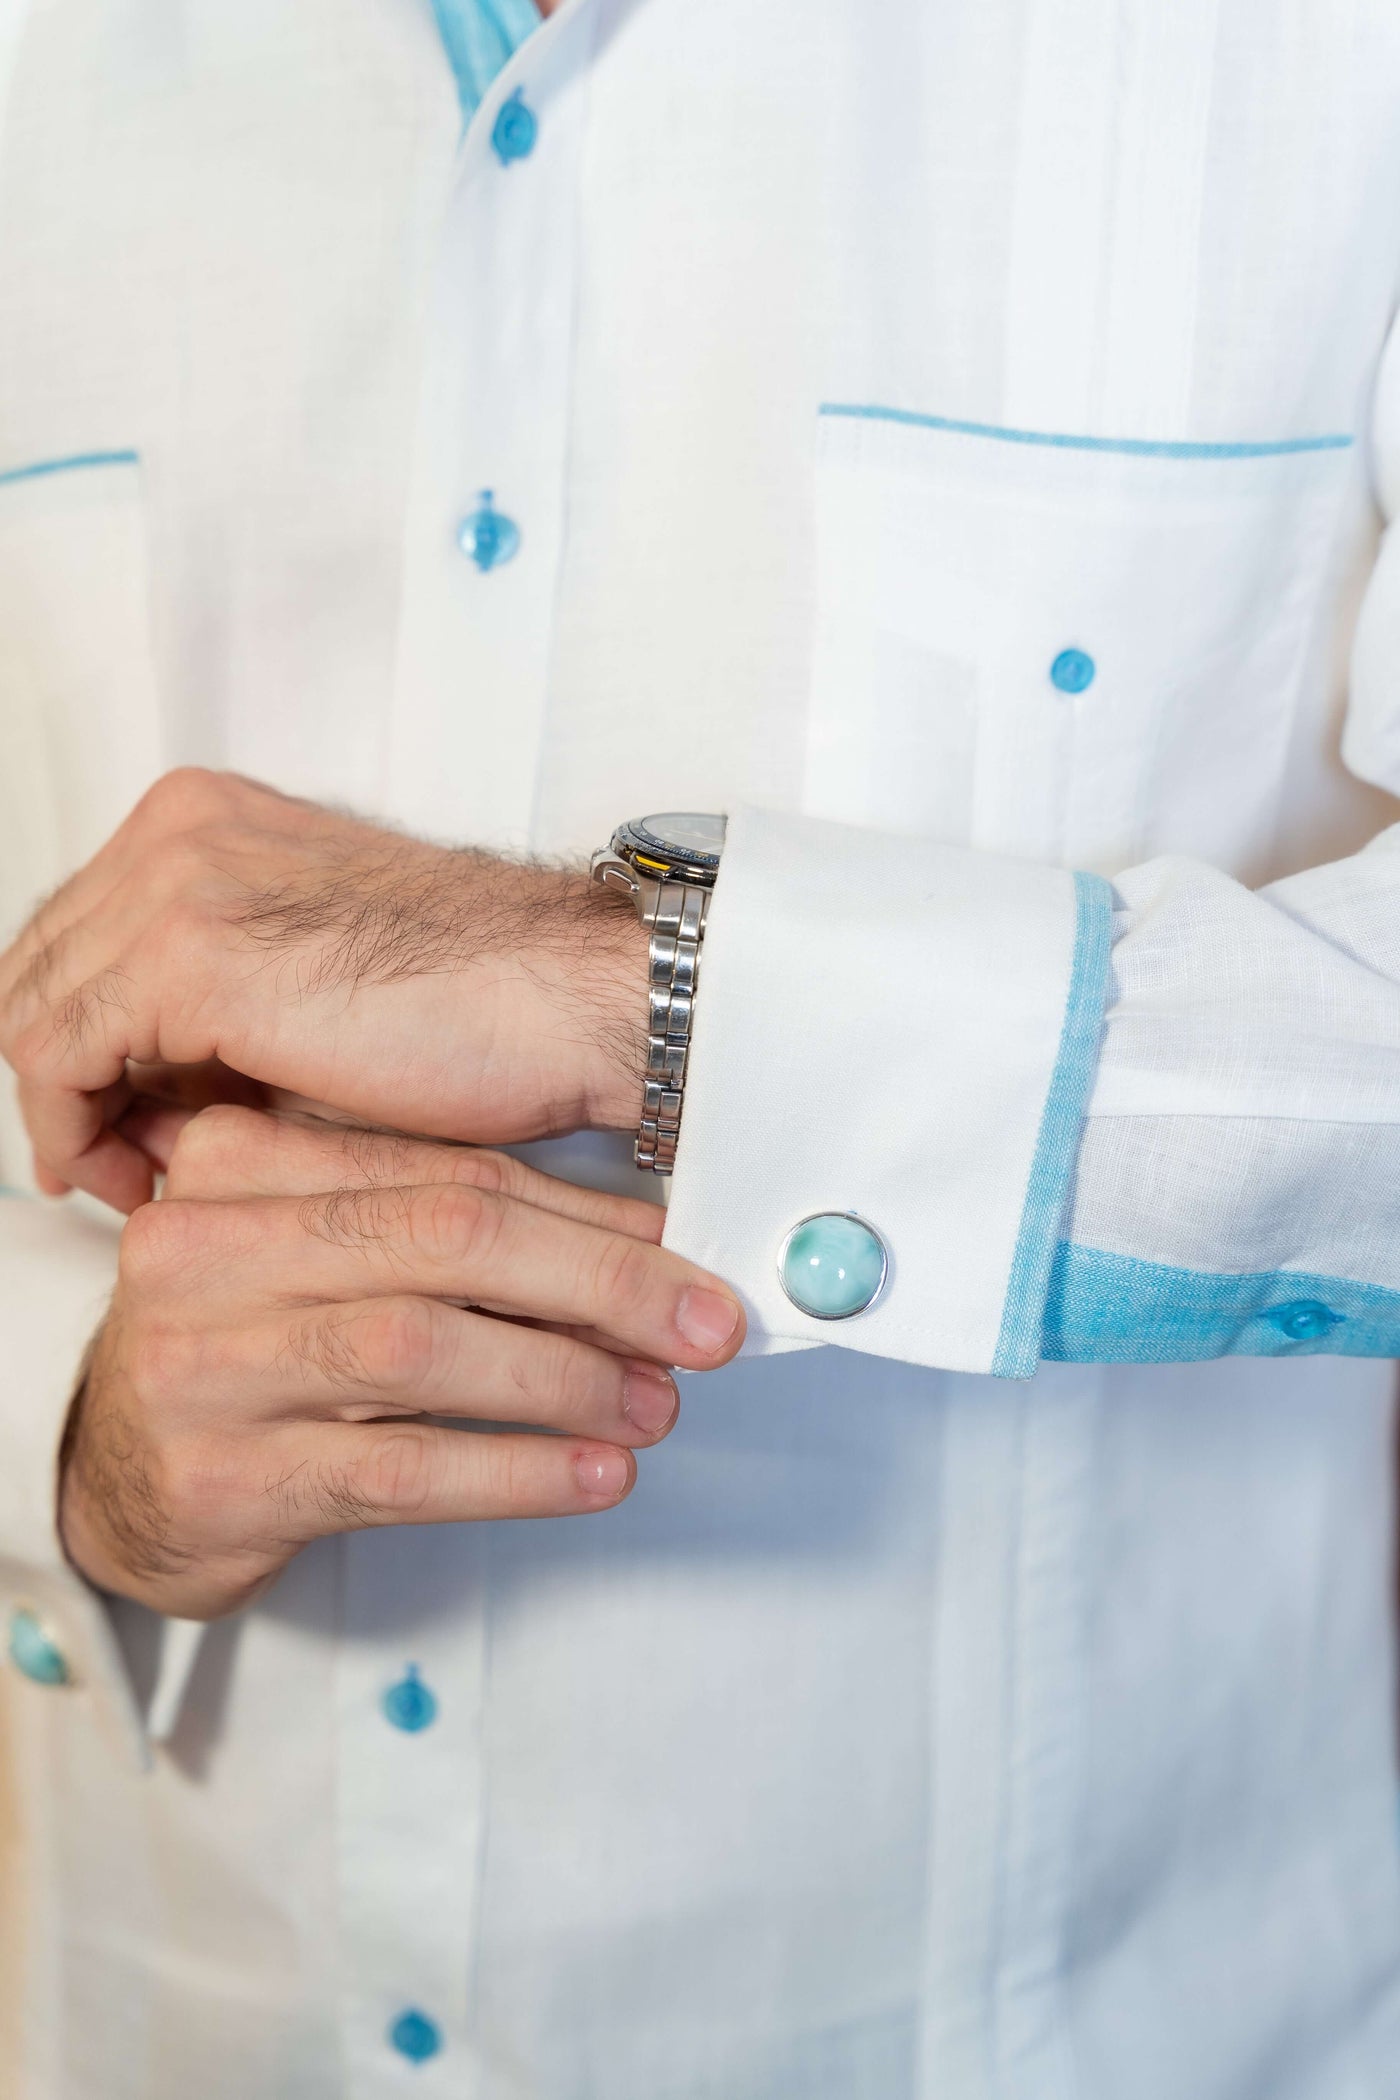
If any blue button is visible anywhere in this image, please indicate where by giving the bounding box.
[389,2009,442,2064]
[382,1664,437,1734]
[778,1212,888,1320]
[1050,647,1096,694]
[1267,1299,1342,1343]
[8,1608,68,1687]
[491,89,538,165]
[457,491,520,573]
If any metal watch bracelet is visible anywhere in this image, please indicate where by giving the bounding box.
[636,879,710,1171]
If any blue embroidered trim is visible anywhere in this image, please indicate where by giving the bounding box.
[430,0,541,122]
[1042,1243,1400,1361]
[991,871,1116,1379]
[818,404,1353,461]
[0,449,139,490]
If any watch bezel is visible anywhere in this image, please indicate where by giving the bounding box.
[611,814,726,886]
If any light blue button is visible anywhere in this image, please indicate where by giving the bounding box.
[1267,1299,1342,1343]
[457,490,520,572]
[491,89,538,165]
[778,1212,888,1320]
[1050,647,1096,694]
[389,2009,442,2064]
[382,1664,437,1734]
[8,1608,68,1687]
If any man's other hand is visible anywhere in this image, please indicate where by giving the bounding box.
[59,1107,744,1618]
[0,770,649,1211]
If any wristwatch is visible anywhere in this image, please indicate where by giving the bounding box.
[590,813,727,1172]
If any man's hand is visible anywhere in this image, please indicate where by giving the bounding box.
[60,1106,744,1618]
[0,769,649,1211]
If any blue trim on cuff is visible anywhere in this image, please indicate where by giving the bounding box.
[430,0,540,122]
[1042,1243,1400,1362]
[818,404,1352,461]
[0,449,138,490]
[991,871,1116,1379]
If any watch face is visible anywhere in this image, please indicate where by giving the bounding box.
[634,812,727,861]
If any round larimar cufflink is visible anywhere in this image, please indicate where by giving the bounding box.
[778,1211,888,1320]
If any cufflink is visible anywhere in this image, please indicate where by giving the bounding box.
[778,1212,888,1320]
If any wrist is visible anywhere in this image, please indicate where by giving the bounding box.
[582,931,650,1131]
[527,871,649,1134]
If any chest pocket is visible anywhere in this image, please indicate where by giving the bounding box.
[0,453,164,1183]
[804,407,1356,880]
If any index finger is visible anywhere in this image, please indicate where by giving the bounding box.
[155,1102,667,1244]
[151,1181,744,1373]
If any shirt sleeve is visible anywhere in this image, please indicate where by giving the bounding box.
[664,804,1400,1378]
[662,345,1400,1378]
[0,1190,154,1766]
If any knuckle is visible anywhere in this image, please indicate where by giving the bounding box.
[358,1427,436,1519]
[133,767,230,836]
[117,1201,175,1286]
[143,843,215,926]
[589,1231,660,1324]
[533,1331,611,1419]
[477,1433,528,1509]
[117,1197,223,1292]
[453,1148,514,1198]
[163,1103,259,1195]
[410,1182,504,1270]
[353,1298,439,1392]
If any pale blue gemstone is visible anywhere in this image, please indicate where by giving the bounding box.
[779,1213,887,1319]
[8,1607,68,1686]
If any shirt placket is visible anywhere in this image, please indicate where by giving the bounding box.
[336,1524,491,2091]
[385,0,598,854]
[340,3,597,2088]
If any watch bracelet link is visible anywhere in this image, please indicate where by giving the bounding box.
[637,879,709,1172]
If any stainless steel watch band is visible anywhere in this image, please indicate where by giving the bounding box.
[636,879,711,1172]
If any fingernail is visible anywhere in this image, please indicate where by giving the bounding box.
[676,1286,740,1355]
[574,1446,632,1501]
[622,1364,679,1435]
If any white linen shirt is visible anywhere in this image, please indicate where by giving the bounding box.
[2,2,1400,2095]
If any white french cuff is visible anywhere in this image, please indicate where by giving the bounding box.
[662,807,1114,1377]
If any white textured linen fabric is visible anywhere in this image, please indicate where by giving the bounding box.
[0,3,1399,2097]
[667,807,1090,1374]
